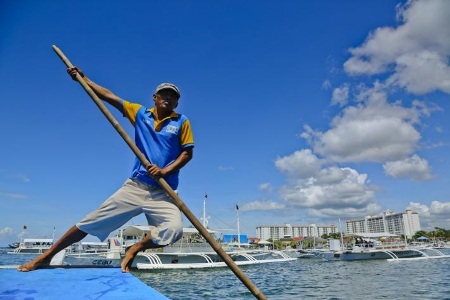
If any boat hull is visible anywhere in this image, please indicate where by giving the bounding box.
[319,249,423,261]
[58,250,297,270]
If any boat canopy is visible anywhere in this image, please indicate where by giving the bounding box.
[121,225,217,237]
[346,232,398,238]
[23,238,53,243]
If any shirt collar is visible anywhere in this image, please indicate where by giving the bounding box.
[148,107,179,120]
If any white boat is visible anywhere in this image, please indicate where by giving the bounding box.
[316,233,425,261]
[7,238,54,254]
[136,249,295,270]
[71,241,109,254]
[136,225,296,269]
[8,242,19,249]
[58,196,297,269]
[408,240,450,250]
[57,225,296,269]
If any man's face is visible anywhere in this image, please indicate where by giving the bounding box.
[154,89,180,110]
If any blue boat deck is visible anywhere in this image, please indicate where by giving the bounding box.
[0,267,170,299]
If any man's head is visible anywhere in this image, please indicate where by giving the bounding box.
[155,83,180,99]
[153,83,181,111]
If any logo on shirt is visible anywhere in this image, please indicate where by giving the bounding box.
[166,125,179,134]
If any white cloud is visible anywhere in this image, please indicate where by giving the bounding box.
[0,227,14,237]
[301,87,434,163]
[408,201,450,229]
[331,85,349,106]
[275,149,323,178]
[258,182,272,193]
[383,154,433,181]
[344,0,450,95]
[15,174,31,183]
[322,79,332,90]
[239,200,285,211]
[273,0,448,223]
[275,150,379,217]
[391,51,450,94]
[278,166,377,209]
[0,192,27,199]
[307,203,382,218]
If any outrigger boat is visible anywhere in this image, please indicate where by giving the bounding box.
[316,233,432,261]
[7,238,54,254]
[56,196,297,269]
[55,225,296,269]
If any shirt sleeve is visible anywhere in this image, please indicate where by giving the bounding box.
[122,100,142,126]
[180,119,194,148]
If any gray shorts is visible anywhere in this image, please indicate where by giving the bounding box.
[77,178,183,245]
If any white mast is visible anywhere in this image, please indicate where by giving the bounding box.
[202,193,208,228]
[236,205,241,248]
[338,218,344,251]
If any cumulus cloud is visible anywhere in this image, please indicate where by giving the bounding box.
[301,87,435,163]
[273,0,448,223]
[383,154,433,180]
[275,149,323,178]
[344,0,450,95]
[278,166,377,209]
[274,150,379,217]
[408,201,450,229]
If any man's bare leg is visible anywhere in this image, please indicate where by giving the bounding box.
[17,225,87,272]
[121,236,163,272]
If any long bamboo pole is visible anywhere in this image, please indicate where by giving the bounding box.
[52,45,267,300]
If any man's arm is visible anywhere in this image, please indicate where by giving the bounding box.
[67,67,122,110]
[146,147,193,178]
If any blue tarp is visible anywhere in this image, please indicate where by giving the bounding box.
[222,234,248,243]
[0,268,170,299]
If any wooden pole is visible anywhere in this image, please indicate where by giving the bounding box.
[52,45,267,300]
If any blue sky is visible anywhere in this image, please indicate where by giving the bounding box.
[1,0,450,246]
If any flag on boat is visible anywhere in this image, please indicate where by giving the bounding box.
[23,225,27,230]
[236,204,239,210]
[204,193,208,199]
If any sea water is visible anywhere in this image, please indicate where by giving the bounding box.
[1,249,450,300]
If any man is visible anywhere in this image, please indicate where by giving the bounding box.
[18,67,194,272]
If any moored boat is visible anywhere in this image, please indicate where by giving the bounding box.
[7,238,54,254]
[8,242,19,249]
[316,233,424,261]
[57,225,297,269]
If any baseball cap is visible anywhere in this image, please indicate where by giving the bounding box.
[155,83,181,98]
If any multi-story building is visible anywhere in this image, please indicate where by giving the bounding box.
[256,223,338,241]
[345,210,421,239]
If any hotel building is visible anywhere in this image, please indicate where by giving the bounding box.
[345,210,421,239]
[256,223,338,241]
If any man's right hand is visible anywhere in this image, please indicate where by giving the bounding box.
[67,66,84,81]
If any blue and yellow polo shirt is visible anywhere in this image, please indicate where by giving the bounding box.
[120,100,194,190]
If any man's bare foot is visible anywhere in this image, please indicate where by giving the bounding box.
[121,252,135,273]
[17,257,51,272]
